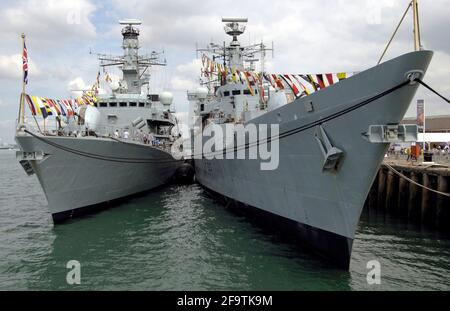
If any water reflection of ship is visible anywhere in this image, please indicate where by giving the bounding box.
[39,185,353,290]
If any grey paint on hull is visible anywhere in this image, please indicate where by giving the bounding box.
[15,134,181,219]
[194,51,433,264]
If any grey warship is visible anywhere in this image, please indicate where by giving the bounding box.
[188,18,432,268]
[15,20,182,223]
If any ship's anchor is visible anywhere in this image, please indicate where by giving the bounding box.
[314,125,344,171]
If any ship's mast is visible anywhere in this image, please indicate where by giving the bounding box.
[222,17,247,70]
[121,19,141,93]
[412,0,422,51]
[97,19,166,95]
[377,0,422,64]
[196,17,273,74]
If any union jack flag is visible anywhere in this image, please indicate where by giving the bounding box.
[22,41,28,84]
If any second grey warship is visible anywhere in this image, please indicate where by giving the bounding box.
[15,20,182,222]
[188,17,432,268]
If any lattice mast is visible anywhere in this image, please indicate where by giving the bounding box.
[196,18,273,87]
[97,19,166,94]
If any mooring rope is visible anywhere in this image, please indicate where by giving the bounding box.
[381,78,450,197]
[384,162,450,197]
[415,79,450,104]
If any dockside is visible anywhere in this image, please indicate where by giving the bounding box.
[365,160,450,231]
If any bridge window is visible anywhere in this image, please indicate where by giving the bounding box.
[99,102,107,107]
[129,102,137,107]
[139,102,145,107]
[223,91,230,97]
[149,94,159,101]
[109,102,117,107]
[243,89,251,95]
[232,90,241,96]
[119,102,127,107]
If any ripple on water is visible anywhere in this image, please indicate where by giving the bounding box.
[0,151,449,290]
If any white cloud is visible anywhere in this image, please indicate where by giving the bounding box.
[67,77,89,96]
[67,75,116,97]
[175,59,202,76]
[0,53,40,80]
[170,77,197,92]
[169,59,201,91]
[1,0,97,47]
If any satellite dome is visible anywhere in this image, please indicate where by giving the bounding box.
[160,91,173,107]
[196,87,208,99]
[110,81,120,91]
[84,105,101,130]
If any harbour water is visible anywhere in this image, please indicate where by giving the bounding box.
[0,150,449,290]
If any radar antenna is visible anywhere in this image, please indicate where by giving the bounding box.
[95,19,167,94]
[196,17,274,72]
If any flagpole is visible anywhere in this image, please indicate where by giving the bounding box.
[19,33,26,125]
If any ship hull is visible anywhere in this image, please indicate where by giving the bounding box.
[202,184,353,268]
[194,51,433,268]
[15,134,181,223]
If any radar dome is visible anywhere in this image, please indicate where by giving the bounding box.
[84,105,101,131]
[110,81,120,91]
[160,91,173,107]
[196,87,208,99]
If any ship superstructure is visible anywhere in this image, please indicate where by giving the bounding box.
[189,18,432,268]
[15,20,182,222]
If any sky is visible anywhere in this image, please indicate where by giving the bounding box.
[0,0,449,144]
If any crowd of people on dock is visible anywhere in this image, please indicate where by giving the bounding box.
[387,142,450,164]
